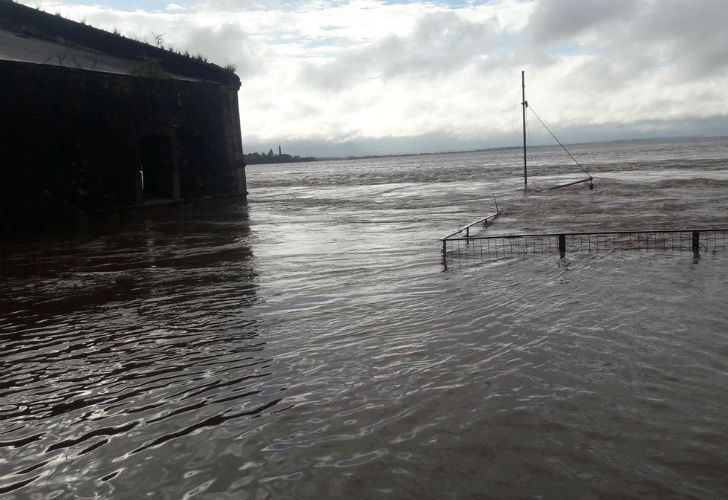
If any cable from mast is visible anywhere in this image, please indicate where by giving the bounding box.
[527,104,593,183]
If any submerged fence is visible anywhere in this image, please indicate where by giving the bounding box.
[442,229,728,262]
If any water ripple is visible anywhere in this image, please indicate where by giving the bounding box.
[3,140,728,498]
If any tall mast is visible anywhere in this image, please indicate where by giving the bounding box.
[521,70,528,188]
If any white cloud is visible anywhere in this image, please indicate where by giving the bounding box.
[17,0,728,155]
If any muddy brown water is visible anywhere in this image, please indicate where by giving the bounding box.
[2,137,728,498]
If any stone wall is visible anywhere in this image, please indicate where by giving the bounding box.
[0,1,240,87]
[0,61,245,223]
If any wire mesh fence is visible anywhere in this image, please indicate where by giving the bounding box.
[442,229,728,263]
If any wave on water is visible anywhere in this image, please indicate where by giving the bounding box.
[2,137,728,498]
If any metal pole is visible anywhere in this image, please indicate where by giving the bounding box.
[441,240,448,271]
[692,231,700,258]
[522,70,528,188]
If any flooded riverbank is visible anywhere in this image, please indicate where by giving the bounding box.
[2,137,728,498]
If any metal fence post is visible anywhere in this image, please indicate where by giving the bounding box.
[692,231,700,258]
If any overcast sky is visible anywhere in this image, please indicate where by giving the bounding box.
[20,0,728,156]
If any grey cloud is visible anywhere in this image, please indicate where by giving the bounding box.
[525,0,728,100]
[35,6,267,77]
[299,11,498,91]
[246,130,496,157]
[527,0,637,44]
[246,114,728,158]
[557,50,654,96]
[384,11,499,78]
[182,24,266,77]
[629,0,728,77]
[533,114,728,145]
[635,0,726,41]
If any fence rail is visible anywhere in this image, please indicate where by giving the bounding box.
[442,212,500,241]
[442,229,728,263]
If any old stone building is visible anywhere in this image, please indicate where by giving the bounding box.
[0,1,246,225]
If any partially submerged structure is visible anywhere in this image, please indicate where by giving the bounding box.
[0,1,246,224]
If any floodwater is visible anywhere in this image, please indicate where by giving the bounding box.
[2,136,728,499]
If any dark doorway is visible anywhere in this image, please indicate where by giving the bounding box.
[140,135,177,201]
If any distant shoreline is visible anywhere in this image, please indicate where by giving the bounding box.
[311,134,728,162]
[244,153,317,165]
[246,134,726,165]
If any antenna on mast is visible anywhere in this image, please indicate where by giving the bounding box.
[521,70,528,188]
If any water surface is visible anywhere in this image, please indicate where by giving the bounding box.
[2,136,728,498]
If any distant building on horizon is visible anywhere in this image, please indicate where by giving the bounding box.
[0,1,247,225]
[244,145,316,165]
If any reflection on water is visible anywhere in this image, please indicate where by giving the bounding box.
[2,137,728,498]
[0,203,289,496]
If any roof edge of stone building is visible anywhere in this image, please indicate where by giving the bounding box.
[0,0,241,89]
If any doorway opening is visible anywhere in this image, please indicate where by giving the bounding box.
[139,134,178,201]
